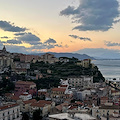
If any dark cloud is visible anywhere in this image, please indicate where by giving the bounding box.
[6,39,22,44]
[60,0,120,31]
[14,32,26,36]
[0,36,9,39]
[44,38,57,44]
[105,41,120,46]
[30,37,64,50]
[60,6,79,15]
[18,32,41,45]
[69,35,91,41]
[5,45,28,53]
[0,20,26,32]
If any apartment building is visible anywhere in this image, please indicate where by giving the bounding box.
[92,103,119,119]
[0,103,21,120]
[14,81,37,96]
[51,88,66,98]
[38,53,59,64]
[30,100,55,117]
[20,99,37,112]
[19,92,32,101]
[68,76,93,88]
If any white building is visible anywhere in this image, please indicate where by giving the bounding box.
[49,113,96,120]
[76,90,91,101]
[106,78,120,88]
[68,76,93,89]
[19,92,32,101]
[92,103,120,119]
[0,103,21,120]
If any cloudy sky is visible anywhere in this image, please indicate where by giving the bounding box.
[0,0,120,58]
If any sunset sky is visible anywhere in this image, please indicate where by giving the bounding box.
[0,0,120,58]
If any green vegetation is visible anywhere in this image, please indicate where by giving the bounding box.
[29,60,105,90]
[35,77,60,89]
[33,109,42,120]
[0,76,15,95]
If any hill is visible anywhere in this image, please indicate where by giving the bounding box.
[31,52,95,60]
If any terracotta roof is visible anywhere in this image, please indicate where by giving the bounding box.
[111,90,119,93]
[15,68,27,71]
[60,85,68,87]
[16,81,36,85]
[20,93,31,96]
[23,99,37,104]
[31,100,52,108]
[11,96,20,101]
[0,104,19,111]
[56,103,69,111]
[69,106,77,110]
[5,93,12,97]
[101,96,108,100]
[38,100,52,104]
[99,105,119,109]
[31,103,45,107]
[75,101,83,105]
[52,88,66,92]
[113,111,119,114]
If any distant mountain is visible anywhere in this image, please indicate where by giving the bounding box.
[31,52,95,60]
[75,48,120,60]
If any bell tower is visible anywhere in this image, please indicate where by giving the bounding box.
[2,46,6,52]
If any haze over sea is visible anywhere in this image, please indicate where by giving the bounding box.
[92,60,120,79]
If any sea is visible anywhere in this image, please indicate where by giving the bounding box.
[92,60,120,79]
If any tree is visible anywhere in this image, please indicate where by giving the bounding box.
[22,113,29,120]
[33,109,42,120]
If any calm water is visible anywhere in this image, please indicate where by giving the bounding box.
[92,60,120,78]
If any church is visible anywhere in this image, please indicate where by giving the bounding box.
[0,46,13,72]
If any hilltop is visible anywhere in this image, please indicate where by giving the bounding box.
[31,52,95,60]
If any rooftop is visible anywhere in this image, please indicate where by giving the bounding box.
[49,113,96,120]
[0,104,19,111]
[16,81,36,85]
[52,88,66,92]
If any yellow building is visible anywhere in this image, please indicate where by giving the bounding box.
[38,53,59,64]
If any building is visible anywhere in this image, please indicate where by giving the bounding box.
[51,88,66,98]
[38,89,47,99]
[76,90,91,101]
[14,81,37,96]
[81,59,91,68]
[11,61,30,74]
[76,59,91,68]
[68,76,93,88]
[0,46,13,72]
[49,113,96,120]
[59,57,70,63]
[30,100,55,117]
[106,78,120,89]
[20,99,37,112]
[14,53,39,63]
[19,92,32,101]
[92,103,119,119]
[100,96,108,105]
[38,53,59,64]
[0,103,21,120]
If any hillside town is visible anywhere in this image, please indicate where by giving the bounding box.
[0,46,119,120]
